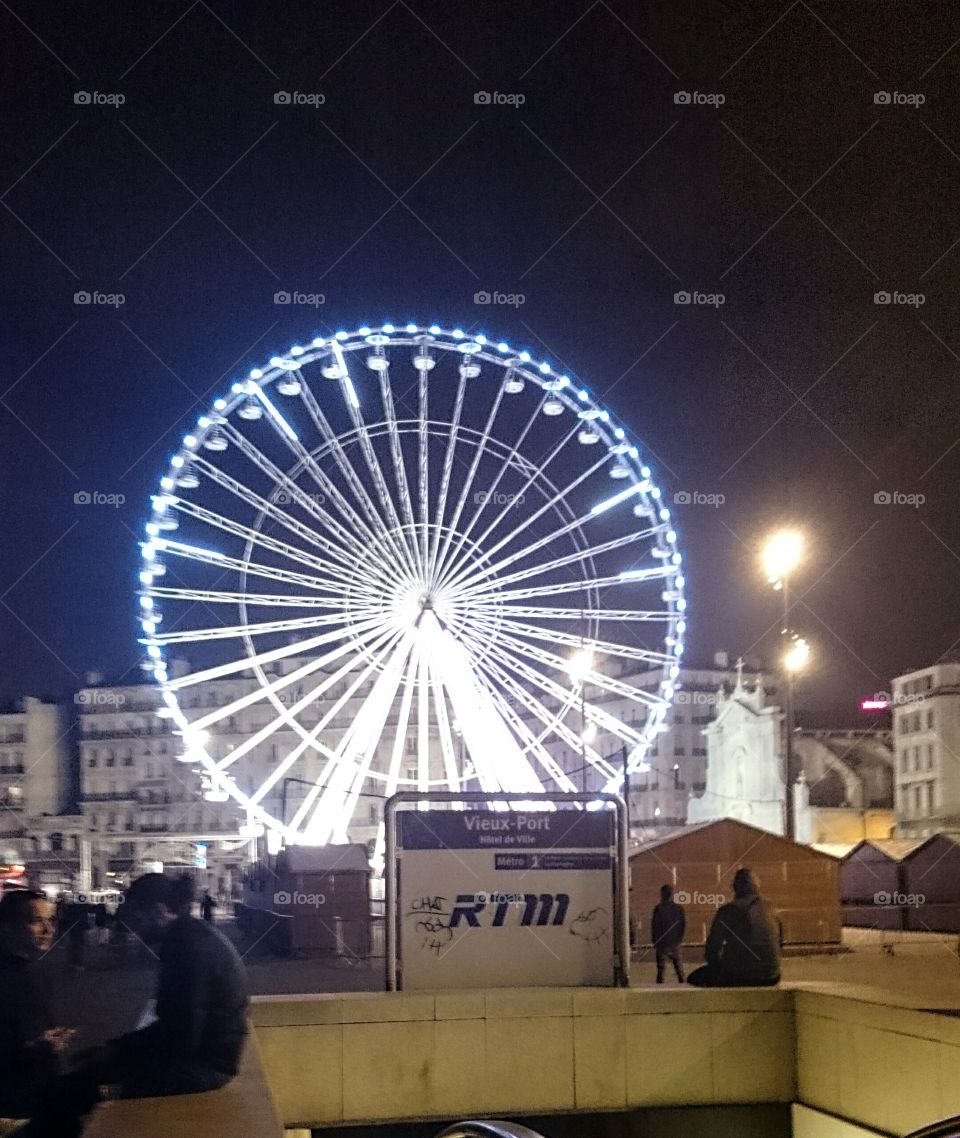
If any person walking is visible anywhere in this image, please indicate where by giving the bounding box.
[651,884,686,983]
[687,868,781,988]
[20,873,249,1137]
[200,890,216,922]
[0,890,76,1125]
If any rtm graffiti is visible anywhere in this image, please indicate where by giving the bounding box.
[450,892,570,928]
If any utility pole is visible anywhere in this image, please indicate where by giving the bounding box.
[622,744,630,842]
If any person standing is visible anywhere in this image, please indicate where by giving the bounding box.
[687,868,781,988]
[651,884,686,983]
[201,890,216,922]
[0,890,75,1123]
[20,873,249,1137]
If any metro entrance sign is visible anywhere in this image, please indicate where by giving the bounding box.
[386,792,629,990]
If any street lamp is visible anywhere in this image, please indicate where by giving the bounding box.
[761,529,805,840]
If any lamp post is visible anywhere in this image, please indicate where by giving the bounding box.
[761,529,805,840]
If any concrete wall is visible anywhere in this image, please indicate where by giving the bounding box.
[252,987,794,1130]
[252,984,960,1135]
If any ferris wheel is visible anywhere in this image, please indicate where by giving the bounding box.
[137,322,686,855]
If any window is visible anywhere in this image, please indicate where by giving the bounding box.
[927,782,935,813]
[914,785,922,814]
[673,713,685,725]
[673,746,686,757]
[145,762,154,779]
[927,744,934,770]
[926,710,934,730]
[123,755,133,766]
[88,756,97,768]
[106,753,116,767]
[914,747,921,771]
[900,749,908,773]
[693,747,707,757]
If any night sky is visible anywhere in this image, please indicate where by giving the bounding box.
[2,1,959,724]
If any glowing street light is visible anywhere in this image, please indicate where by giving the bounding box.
[567,647,595,684]
[784,637,810,675]
[761,529,804,589]
[582,720,597,745]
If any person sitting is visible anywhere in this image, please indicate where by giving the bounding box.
[0,890,75,1127]
[687,868,781,988]
[20,873,249,1137]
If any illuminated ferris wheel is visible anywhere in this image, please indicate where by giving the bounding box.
[137,323,686,854]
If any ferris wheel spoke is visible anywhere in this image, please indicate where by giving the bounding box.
[434,391,546,589]
[377,371,423,577]
[337,347,421,575]
[474,615,669,711]
[454,528,670,600]
[429,666,461,792]
[465,640,617,782]
[487,572,658,603]
[251,626,412,809]
[500,604,676,623]
[431,383,505,583]
[147,587,344,609]
[219,425,384,567]
[212,622,406,770]
[162,614,386,691]
[465,420,581,560]
[153,536,351,596]
[438,450,614,594]
[171,498,388,590]
[303,630,416,845]
[458,646,578,790]
[418,360,429,570]
[297,374,416,578]
[188,456,389,583]
[491,614,675,668]
[427,373,467,581]
[149,610,359,645]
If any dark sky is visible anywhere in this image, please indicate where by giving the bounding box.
[1,1,959,724]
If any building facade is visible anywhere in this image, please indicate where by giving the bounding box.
[892,663,960,838]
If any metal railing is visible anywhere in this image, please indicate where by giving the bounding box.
[904,1118,960,1138]
[435,1124,547,1138]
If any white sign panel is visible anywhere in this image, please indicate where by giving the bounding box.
[397,809,616,989]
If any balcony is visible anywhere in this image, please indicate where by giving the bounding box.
[81,792,137,802]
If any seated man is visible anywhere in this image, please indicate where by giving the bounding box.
[22,873,249,1137]
[0,890,74,1124]
[687,868,781,988]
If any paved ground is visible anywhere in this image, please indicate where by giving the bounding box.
[33,923,960,1052]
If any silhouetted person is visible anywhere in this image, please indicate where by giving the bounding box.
[0,890,75,1123]
[687,868,781,988]
[201,891,216,922]
[21,873,249,1137]
[651,884,686,983]
[65,903,87,974]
